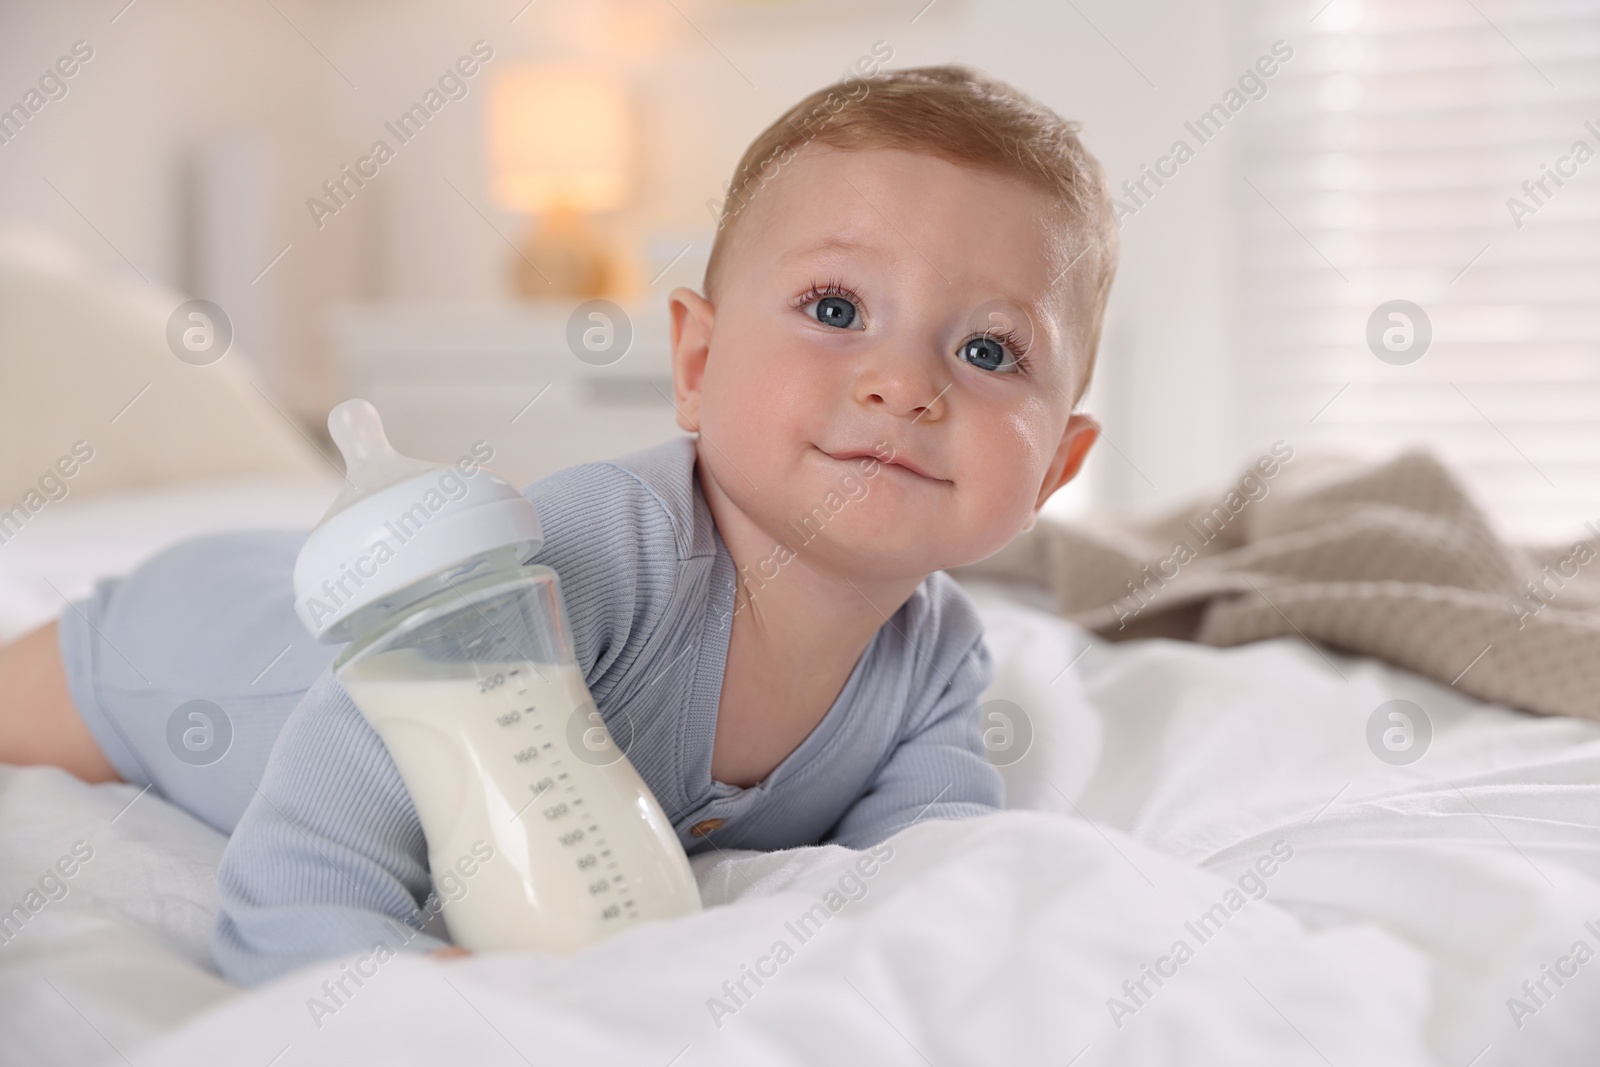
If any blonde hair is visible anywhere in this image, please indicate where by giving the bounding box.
[703,63,1119,394]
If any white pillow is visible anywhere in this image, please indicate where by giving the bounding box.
[0,226,326,514]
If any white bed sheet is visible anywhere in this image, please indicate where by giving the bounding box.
[0,478,339,643]
[1,482,1596,1066]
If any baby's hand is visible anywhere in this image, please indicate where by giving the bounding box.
[431,946,473,959]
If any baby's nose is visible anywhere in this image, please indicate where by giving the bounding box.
[854,358,948,422]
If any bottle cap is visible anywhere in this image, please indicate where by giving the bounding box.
[292,399,543,642]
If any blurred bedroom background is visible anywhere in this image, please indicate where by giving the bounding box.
[1,0,1596,544]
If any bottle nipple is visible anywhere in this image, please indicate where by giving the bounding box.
[294,396,544,641]
[322,399,439,518]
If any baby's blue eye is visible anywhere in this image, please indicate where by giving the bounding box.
[958,335,1019,373]
[812,295,858,329]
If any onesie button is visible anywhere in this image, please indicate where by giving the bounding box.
[690,818,724,837]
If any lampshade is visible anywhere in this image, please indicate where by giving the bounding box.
[488,66,634,214]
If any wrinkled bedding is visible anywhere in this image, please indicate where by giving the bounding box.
[2,484,1597,1066]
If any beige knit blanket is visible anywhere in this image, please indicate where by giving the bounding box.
[951,447,1600,721]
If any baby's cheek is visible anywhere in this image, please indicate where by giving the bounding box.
[996,409,1057,481]
[706,338,787,422]
[952,488,1034,563]
[698,363,759,439]
[972,412,1056,518]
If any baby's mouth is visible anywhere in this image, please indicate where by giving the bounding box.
[817,444,949,485]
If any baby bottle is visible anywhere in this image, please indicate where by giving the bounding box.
[292,399,701,953]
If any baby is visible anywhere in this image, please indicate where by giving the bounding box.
[0,64,1117,986]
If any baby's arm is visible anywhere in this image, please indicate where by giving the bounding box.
[826,619,1005,850]
[213,667,446,986]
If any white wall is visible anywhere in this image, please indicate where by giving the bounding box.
[0,0,1266,516]
[0,0,368,419]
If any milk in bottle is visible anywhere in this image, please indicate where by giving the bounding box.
[292,400,701,953]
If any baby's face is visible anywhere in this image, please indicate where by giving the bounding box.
[671,144,1096,581]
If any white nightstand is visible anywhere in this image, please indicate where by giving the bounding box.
[331,302,684,488]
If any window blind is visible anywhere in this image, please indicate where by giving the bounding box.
[1239,0,1600,542]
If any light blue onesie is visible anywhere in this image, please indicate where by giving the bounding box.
[59,436,1003,987]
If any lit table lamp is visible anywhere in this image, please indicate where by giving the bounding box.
[488,66,634,299]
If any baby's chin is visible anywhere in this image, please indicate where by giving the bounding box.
[758,498,997,584]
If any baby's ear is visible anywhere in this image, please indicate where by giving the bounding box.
[668,287,715,432]
[1034,412,1099,511]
